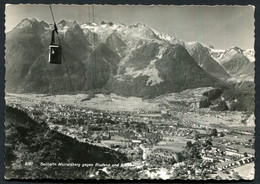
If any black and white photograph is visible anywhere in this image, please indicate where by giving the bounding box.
[4,4,255,180]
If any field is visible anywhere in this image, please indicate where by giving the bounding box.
[6,93,159,112]
[154,137,194,153]
[101,136,129,147]
[181,110,252,128]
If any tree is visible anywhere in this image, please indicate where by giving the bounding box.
[205,137,213,146]
[219,131,225,137]
[124,121,130,128]
[186,141,193,149]
[195,133,200,141]
[211,128,217,137]
[174,152,184,163]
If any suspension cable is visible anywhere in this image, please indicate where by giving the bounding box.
[49,5,75,95]
[49,5,56,25]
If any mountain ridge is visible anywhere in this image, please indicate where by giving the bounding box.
[5,18,253,97]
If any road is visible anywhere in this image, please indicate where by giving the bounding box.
[140,144,147,160]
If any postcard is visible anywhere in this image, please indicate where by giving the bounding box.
[4,4,255,180]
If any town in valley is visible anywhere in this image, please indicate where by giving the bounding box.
[6,87,255,179]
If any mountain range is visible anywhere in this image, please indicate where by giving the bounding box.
[5,18,254,97]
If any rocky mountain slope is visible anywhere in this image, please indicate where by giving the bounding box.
[185,42,230,79]
[209,46,254,79]
[107,43,219,98]
[5,18,253,97]
[5,19,88,94]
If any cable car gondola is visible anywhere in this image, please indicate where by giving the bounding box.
[48,23,61,64]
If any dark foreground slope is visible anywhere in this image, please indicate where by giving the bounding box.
[5,106,127,179]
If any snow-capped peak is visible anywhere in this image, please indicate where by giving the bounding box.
[153,31,184,46]
[14,18,49,32]
[186,41,209,48]
[208,45,255,64]
[57,20,83,35]
[243,49,255,62]
[228,46,244,54]
[58,20,79,28]
[129,23,146,28]
[15,18,38,29]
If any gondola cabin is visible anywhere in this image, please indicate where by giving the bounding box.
[48,44,61,64]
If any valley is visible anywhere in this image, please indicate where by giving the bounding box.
[5,86,255,179]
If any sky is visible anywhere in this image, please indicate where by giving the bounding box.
[5,4,255,49]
